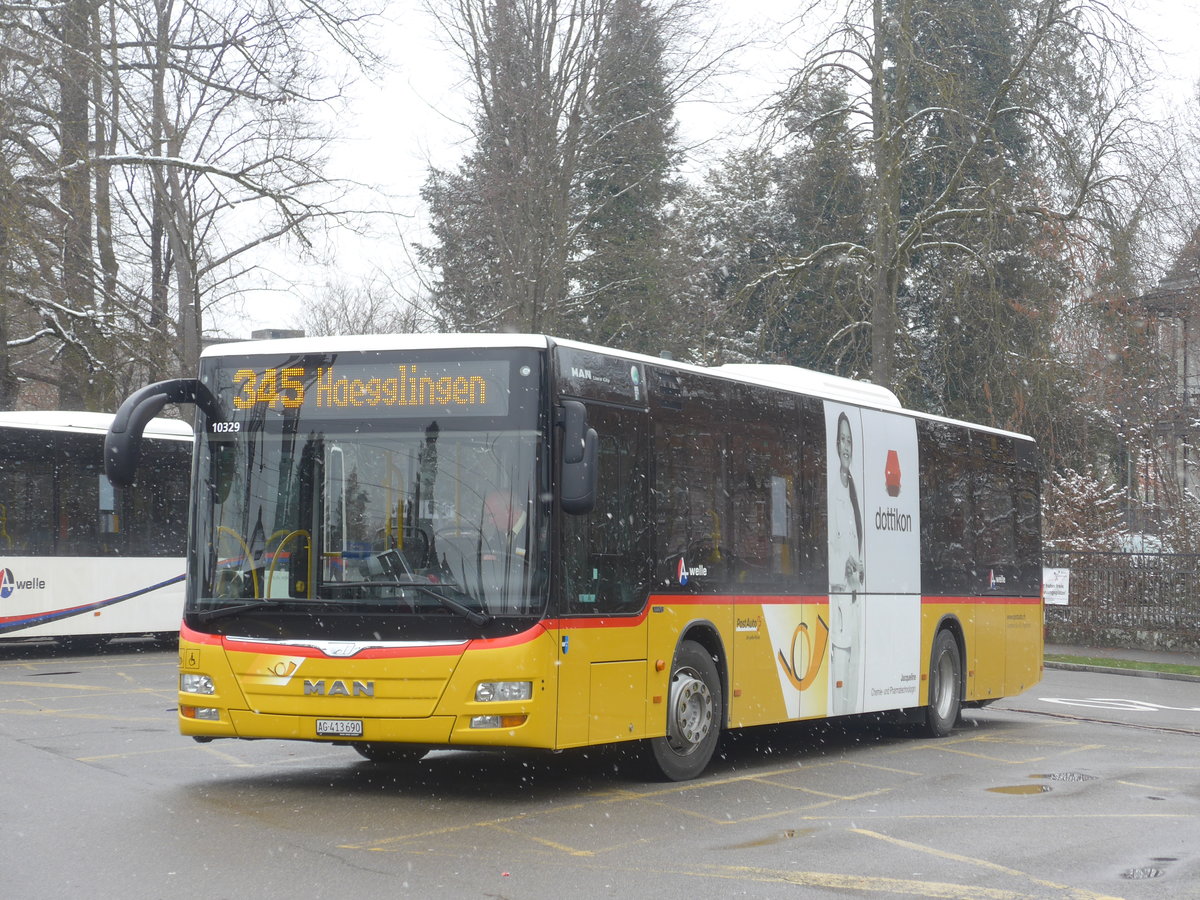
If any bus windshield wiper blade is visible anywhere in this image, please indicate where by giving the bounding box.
[408,584,492,627]
[194,598,282,623]
[328,581,492,627]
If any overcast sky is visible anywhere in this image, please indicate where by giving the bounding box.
[228,0,1200,337]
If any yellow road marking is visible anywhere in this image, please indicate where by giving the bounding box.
[198,744,259,767]
[0,680,128,691]
[0,709,163,722]
[851,828,1124,900]
[700,864,1060,898]
[483,822,596,856]
[77,747,185,762]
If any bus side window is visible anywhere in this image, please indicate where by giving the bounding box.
[0,430,56,555]
[795,397,827,593]
[972,432,1019,591]
[919,421,973,595]
[562,407,650,615]
[650,368,727,589]
[728,385,801,590]
[653,423,724,586]
[1014,441,1041,594]
[58,433,104,555]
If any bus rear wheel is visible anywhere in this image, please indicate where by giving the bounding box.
[647,640,721,781]
[924,630,962,737]
[353,743,428,765]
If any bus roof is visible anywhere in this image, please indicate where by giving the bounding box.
[0,410,192,440]
[199,333,1032,443]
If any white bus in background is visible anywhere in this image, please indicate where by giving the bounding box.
[0,411,191,650]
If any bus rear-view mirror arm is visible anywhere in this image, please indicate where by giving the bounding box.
[557,400,597,515]
[106,378,221,487]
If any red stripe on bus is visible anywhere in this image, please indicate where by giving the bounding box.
[921,595,1042,605]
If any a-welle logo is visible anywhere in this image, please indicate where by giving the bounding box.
[0,566,47,599]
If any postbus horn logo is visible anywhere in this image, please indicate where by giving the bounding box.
[885,449,901,497]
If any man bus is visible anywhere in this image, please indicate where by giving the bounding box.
[105,334,1042,780]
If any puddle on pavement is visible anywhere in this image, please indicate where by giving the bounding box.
[987,784,1052,795]
[724,828,817,849]
[988,772,1103,794]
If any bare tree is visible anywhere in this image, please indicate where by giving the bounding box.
[772,0,1152,402]
[0,0,382,410]
[292,275,432,336]
[422,0,608,334]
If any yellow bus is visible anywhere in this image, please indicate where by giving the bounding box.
[106,334,1042,780]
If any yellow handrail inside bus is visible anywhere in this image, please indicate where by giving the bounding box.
[266,528,300,552]
[217,526,260,598]
[0,503,10,548]
[266,529,311,598]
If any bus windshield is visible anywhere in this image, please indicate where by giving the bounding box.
[189,350,546,636]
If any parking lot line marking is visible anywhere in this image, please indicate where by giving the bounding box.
[839,761,922,776]
[76,747,184,762]
[198,744,259,767]
[850,828,1123,900]
[482,822,596,856]
[700,865,1044,898]
[0,708,163,722]
[0,679,119,691]
[1115,780,1168,790]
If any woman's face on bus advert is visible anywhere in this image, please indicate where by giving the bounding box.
[837,415,853,475]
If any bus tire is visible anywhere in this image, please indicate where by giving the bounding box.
[924,630,962,737]
[648,640,721,781]
[353,743,428,765]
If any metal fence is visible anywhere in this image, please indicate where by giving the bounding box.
[1042,550,1200,652]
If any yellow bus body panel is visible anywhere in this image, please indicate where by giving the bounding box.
[178,627,561,749]
[179,594,1041,748]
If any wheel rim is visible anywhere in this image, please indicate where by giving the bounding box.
[666,666,713,754]
[932,650,957,719]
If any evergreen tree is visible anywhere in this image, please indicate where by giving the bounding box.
[573,0,679,353]
[421,0,694,347]
[696,74,870,374]
[892,0,1071,432]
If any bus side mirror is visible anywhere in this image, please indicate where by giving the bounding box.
[558,400,597,515]
[106,378,220,487]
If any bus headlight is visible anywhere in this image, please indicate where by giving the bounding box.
[475,681,532,702]
[180,673,215,695]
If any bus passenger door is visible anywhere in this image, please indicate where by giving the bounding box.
[555,404,652,749]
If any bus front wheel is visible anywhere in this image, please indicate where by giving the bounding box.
[647,640,721,781]
[924,630,962,737]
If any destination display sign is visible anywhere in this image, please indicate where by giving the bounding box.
[216,360,512,419]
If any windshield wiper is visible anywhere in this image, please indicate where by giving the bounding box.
[327,581,492,626]
[409,583,492,626]
[194,597,283,623]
